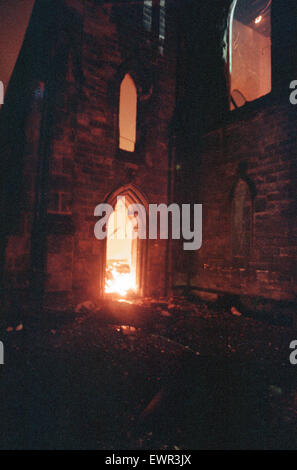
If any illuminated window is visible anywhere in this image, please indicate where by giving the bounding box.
[232,179,252,258]
[159,0,166,42]
[119,74,137,153]
[143,0,153,31]
[143,0,166,44]
[230,0,272,110]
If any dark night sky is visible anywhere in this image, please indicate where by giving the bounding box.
[0,0,35,98]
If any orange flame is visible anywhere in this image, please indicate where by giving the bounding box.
[255,15,262,24]
[105,266,136,297]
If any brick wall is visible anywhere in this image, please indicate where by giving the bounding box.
[4,87,43,298]
[172,0,296,314]
[44,1,176,306]
[3,0,177,310]
[184,99,296,303]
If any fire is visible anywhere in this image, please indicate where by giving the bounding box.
[254,15,262,24]
[104,197,138,297]
[105,262,136,297]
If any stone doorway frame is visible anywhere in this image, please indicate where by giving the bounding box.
[100,184,149,297]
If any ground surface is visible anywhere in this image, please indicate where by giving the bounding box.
[0,297,296,450]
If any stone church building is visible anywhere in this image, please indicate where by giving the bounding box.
[0,0,296,319]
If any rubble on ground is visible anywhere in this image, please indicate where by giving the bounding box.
[1,297,296,449]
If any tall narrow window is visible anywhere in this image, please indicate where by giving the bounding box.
[143,0,153,31]
[232,179,252,258]
[119,74,137,153]
[159,0,166,42]
[143,0,166,45]
[230,0,271,110]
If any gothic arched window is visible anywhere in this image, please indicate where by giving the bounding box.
[231,179,253,258]
[119,74,137,153]
[229,0,272,110]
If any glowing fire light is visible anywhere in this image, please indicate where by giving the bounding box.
[104,197,137,297]
[105,264,136,297]
[254,15,262,24]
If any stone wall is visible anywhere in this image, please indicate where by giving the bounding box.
[191,100,296,303]
[172,0,296,314]
[3,0,177,309]
[44,1,177,305]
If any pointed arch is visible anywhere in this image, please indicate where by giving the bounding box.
[105,183,149,212]
[101,184,149,297]
[119,74,137,152]
[231,178,253,258]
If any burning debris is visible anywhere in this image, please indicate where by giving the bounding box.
[105,261,136,297]
[6,323,23,333]
[231,306,242,317]
[104,197,138,297]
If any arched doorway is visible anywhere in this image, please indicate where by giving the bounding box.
[103,185,148,298]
